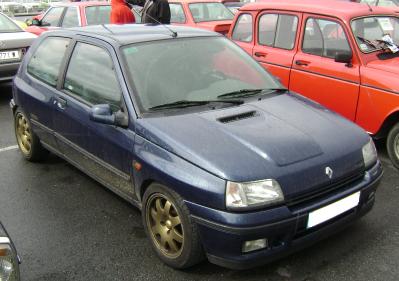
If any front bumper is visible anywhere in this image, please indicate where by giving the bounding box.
[187,161,383,269]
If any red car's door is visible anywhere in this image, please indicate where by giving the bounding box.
[252,11,302,87]
[230,12,256,55]
[289,14,360,121]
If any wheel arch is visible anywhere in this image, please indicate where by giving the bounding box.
[374,110,399,140]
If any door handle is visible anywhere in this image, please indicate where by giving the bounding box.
[295,60,309,66]
[54,96,67,110]
[254,51,267,58]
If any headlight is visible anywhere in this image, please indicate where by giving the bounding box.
[362,139,378,168]
[226,179,284,210]
[0,238,20,281]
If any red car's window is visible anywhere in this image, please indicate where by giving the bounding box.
[258,14,298,50]
[61,7,79,28]
[170,3,186,23]
[41,7,65,26]
[85,5,111,25]
[188,3,233,23]
[351,16,399,53]
[231,13,253,43]
[302,18,351,58]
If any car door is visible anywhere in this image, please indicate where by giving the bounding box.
[18,36,72,150]
[252,11,301,87]
[52,39,137,201]
[289,15,360,121]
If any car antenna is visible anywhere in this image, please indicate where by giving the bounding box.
[142,14,178,38]
[367,3,373,12]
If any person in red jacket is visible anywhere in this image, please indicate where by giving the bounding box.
[111,0,135,24]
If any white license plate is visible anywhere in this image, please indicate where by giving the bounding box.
[307,191,360,229]
[0,50,20,61]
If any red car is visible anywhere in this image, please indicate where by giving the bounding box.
[229,0,399,168]
[169,0,235,34]
[25,1,111,36]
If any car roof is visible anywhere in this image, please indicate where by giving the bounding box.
[241,0,396,20]
[52,24,219,45]
[51,1,109,7]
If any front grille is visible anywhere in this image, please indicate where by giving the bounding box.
[286,169,365,211]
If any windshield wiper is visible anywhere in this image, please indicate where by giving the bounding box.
[148,99,243,110]
[217,88,287,99]
[356,36,379,49]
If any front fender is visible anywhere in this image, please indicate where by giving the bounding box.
[133,134,226,210]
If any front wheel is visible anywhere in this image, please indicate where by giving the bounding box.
[387,122,399,169]
[142,183,204,269]
[14,110,48,162]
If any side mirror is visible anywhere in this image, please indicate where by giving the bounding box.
[30,19,41,26]
[334,51,353,67]
[89,104,128,128]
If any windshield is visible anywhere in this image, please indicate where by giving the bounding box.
[0,13,22,33]
[351,16,399,53]
[188,3,234,23]
[122,37,280,112]
[85,5,111,25]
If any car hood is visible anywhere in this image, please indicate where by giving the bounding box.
[0,31,36,49]
[366,57,399,74]
[136,94,368,199]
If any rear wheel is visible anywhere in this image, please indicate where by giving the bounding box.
[14,110,48,162]
[142,183,204,269]
[387,122,399,169]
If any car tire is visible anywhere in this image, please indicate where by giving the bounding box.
[14,109,48,162]
[142,183,204,269]
[387,122,399,169]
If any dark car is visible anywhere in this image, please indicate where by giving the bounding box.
[0,222,20,281]
[11,25,382,269]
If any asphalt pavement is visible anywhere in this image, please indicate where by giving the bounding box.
[0,83,398,281]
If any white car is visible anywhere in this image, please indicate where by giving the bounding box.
[0,12,36,83]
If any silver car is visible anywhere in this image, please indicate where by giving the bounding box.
[0,12,36,83]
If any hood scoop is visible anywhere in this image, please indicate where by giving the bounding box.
[218,111,257,124]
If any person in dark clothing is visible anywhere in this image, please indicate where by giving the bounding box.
[142,0,171,24]
[111,0,136,24]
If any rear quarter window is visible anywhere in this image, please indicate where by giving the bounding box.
[27,37,70,87]
[231,14,253,42]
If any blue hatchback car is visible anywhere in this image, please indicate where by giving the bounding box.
[11,25,383,269]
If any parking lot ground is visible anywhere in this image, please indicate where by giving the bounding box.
[1,84,399,281]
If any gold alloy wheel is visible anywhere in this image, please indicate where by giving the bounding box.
[146,194,184,258]
[15,113,32,155]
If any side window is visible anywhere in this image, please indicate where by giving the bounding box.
[85,6,111,25]
[378,0,398,7]
[231,14,253,43]
[61,7,79,28]
[41,7,65,26]
[28,37,70,86]
[64,43,121,111]
[258,14,298,50]
[359,0,377,5]
[170,3,186,23]
[303,18,351,59]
